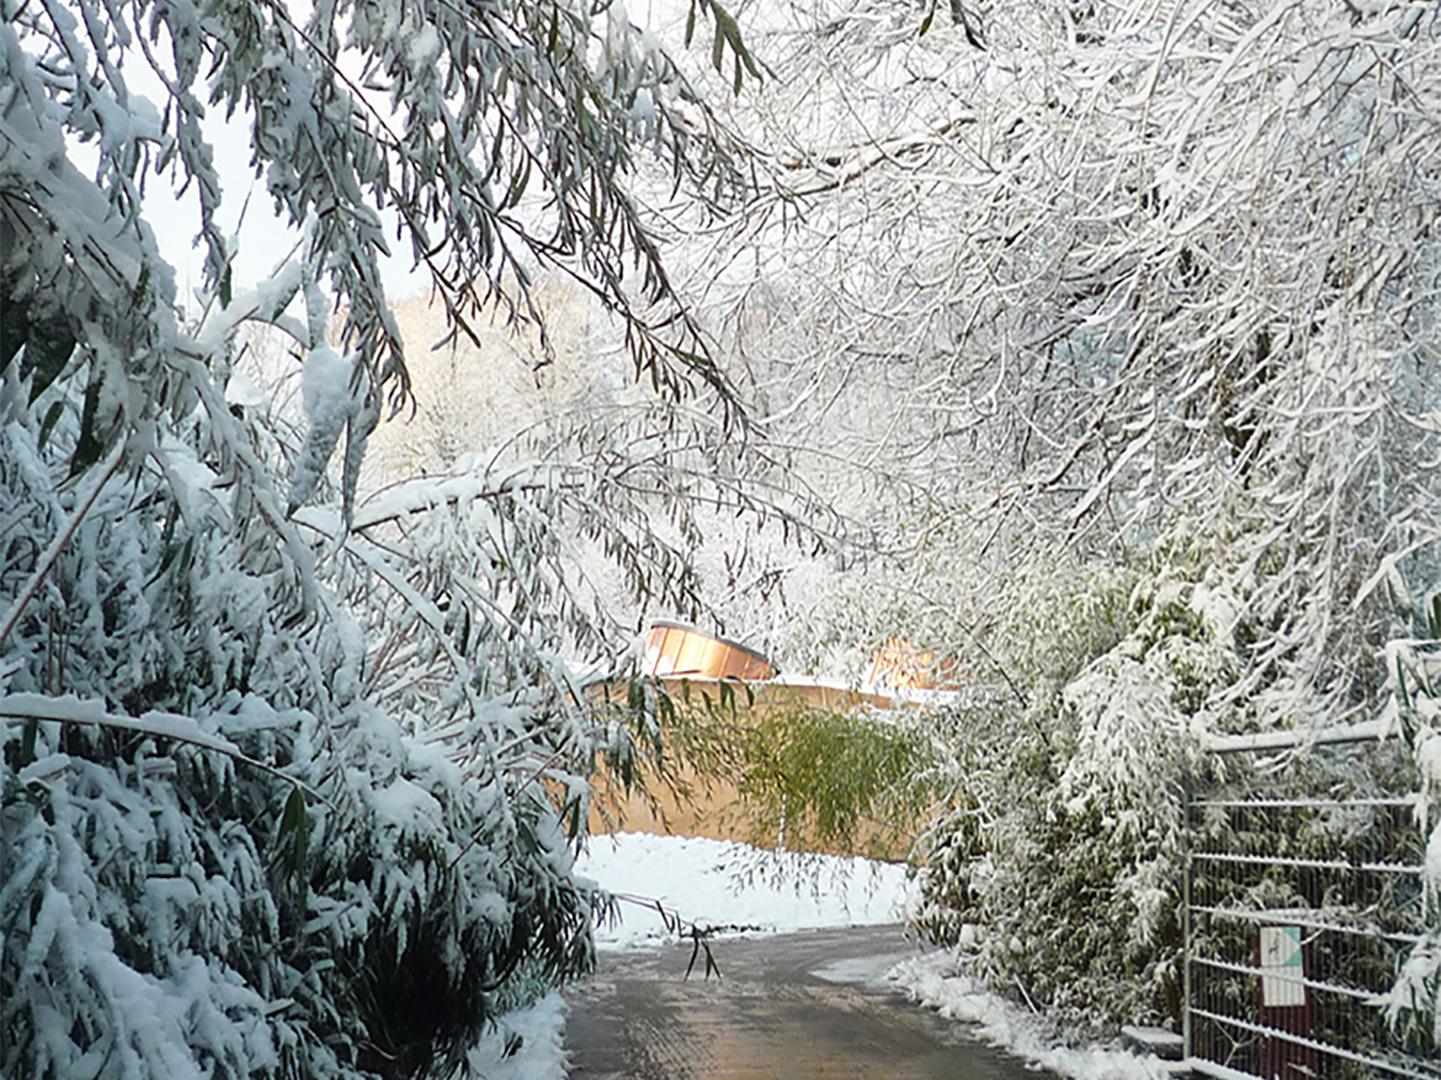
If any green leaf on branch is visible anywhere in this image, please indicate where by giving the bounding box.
[686,0,763,93]
[276,785,309,917]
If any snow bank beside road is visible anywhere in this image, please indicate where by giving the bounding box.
[576,832,913,949]
[889,953,1173,1080]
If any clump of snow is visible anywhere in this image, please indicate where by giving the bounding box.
[290,345,369,512]
[459,993,568,1080]
[888,953,1173,1080]
[223,370,266,409]
[1428,815,1441,894]
[406,24,442,73]
[576,833,913,949]
[300,345,358,423]
[1377,938,1441,1046]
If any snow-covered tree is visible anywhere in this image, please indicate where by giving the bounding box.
[672,0,1441,1036]
[0,0,801,1074]
[694,0,1441,721]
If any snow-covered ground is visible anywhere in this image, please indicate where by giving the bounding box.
[472,832,1168,1080]
[466,832,912,1077]
[576,831,913,948]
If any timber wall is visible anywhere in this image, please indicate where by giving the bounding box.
[587,677,915,861]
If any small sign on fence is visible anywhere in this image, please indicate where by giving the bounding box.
[1258,926,1304,1008]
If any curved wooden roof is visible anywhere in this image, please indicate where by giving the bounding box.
[642,621,774,681]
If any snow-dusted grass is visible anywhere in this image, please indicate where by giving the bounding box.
[575,832,913,948]
[888,953,1173,1080]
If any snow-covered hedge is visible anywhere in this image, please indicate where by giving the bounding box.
[908,526,1243,1034]
[908,520,1441,1043]
[0,370,601,1077]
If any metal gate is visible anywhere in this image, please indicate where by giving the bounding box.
[1184,724,1439,1079]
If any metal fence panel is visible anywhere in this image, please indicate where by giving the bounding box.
[1185,732,1438,1079]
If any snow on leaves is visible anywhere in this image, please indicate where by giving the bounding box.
[1,0,778,1074]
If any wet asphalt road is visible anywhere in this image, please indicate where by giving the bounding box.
[564,925,1056,1079]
